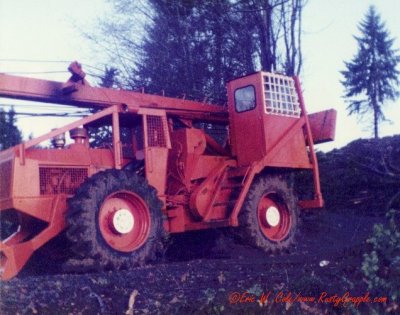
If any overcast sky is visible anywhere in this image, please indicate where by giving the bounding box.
[0,0,399,151]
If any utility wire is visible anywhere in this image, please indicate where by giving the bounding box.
[0,59,125,90]
[0,59,71,63]
[14,111,90,118]
[0,104,91,117]
[82,63,107,73]
[0,58,108,75]
[0,58,107,77]
[0,103,82,109]
[0,104,91,113]
[3,71,69,75]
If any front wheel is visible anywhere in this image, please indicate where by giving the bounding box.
[66,169,166,269]
[238,175,299,252]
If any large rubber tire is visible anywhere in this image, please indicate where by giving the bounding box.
[238,175,299,252]
[66,169,165,269]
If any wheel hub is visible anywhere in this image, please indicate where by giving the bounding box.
[257,192,292,242]
[112,209,135,234]
[99,191,151,252]
[265,206,280,227]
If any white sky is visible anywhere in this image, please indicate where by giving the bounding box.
[0,0,399,151]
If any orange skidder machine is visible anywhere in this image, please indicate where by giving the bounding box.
[0,62,336,280]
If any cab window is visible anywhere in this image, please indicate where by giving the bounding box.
[234,85,256,113]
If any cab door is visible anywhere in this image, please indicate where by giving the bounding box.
[227,73,266,166]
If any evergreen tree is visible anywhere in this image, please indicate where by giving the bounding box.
[99,66,119,88]
[341,6,400,139]
[87,67,120,148]
[0,107,22,150]
[88,66,132,149]
[97,0,305,104]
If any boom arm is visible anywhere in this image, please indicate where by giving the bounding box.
[0,62,228,122]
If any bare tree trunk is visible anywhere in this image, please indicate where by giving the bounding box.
[373,100,379,139]
[255,0,274,71]
[295,0,303,75]
[281,0,304,75]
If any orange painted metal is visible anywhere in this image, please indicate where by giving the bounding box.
[257,193,291,241]
[293,76,323,208]
[0,195,67,280]
[227,72,311,169]
[189,159,237,220]
[98,191,151,252]
[0,63,336,280]
[308,109,337,144]
[0,73,227,123]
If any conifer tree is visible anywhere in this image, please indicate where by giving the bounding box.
[341,6,400,139]
[97,0,305,104]
[0,107,22,150]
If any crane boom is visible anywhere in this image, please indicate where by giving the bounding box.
[0,64,228,122]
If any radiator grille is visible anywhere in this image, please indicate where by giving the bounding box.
[39,167,88,195]
[0,160,12,199]
[147,115,167,147]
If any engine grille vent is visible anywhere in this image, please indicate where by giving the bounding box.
[39,167,88,195]
[147,115,167,147]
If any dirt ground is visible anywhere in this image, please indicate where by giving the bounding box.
[0,208,389,315]
[1,136,398,315]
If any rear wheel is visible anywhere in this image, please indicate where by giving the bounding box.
[238,175,299,252]
[66,169,165,269]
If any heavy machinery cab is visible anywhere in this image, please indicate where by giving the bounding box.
[228,72,335,168]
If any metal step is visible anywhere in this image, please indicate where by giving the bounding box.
[212,200,237,207]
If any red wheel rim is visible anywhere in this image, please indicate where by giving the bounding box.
[257,193,291,241]
[98,191,151,252]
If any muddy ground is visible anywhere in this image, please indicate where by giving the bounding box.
[1,136,399,314]
[0,211,387,315]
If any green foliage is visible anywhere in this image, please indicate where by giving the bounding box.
[341,6,400,139]
[87,67,123,148]
[0,107,22,150]
[135,0,237,103]
[98,66,119,88]
[362,210,400,302]
[98,0,305,103]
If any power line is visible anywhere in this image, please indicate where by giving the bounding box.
[0,103,81,108]
[0,59,71,64]
[0,59,106,69]
[86,71,104,79]
[3,70,69,75]
[16,112,89,118]
[0,104,90,113]
[0,104,90,117]
[0,58,107,77]
[2,70,104,81]
[82,63,107,73]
